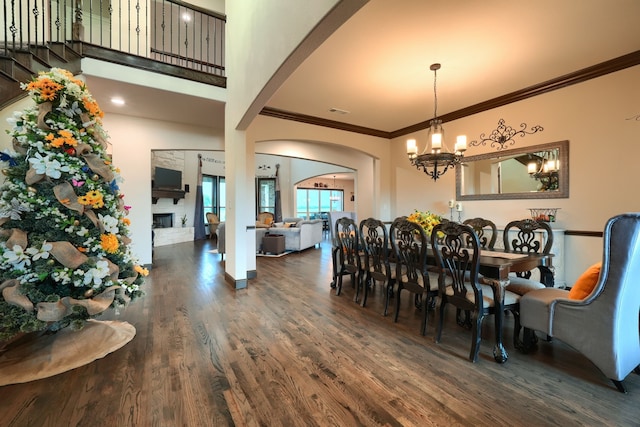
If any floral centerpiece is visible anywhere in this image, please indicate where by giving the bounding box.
[0,68,147,342]
[407,209,442,237]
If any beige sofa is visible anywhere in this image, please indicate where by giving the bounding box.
[216,218,323,257]
[216,223,268,259]
[268,217,323,252]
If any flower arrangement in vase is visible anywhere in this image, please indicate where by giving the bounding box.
[407,209,442,237]
[0,68,147,342]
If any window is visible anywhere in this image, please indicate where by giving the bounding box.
[256,178,275,215]
[296,188,343,219]
[203,175,225,221]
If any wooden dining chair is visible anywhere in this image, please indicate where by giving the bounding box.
[463,217,497,250]
[503,219,554,293]
[334,217,364,300]
[389,217,439,336]
[359,218,395,312]
[432,221,521,362]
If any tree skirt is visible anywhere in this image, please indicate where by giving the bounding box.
[0,319,135,386]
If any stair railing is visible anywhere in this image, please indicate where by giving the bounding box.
[1,0,225,76]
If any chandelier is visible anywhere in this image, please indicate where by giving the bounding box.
[406,63,466,181]
[527,150,559,191]
[329,175,340,201]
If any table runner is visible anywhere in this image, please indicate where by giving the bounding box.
[480,250,528,259]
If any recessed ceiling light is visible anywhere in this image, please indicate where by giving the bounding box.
[111,97,125,106]
[329,107,350,115]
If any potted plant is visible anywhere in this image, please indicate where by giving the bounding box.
[181,214,187,227]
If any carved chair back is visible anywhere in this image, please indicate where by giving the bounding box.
[503,219,553,280]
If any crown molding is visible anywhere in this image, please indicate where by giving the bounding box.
[260,50,640,139]
[259,107,392,138]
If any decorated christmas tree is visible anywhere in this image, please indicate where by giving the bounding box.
[0,68,147,342]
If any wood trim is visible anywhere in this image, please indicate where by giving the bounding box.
[149,48,225,71]
[564,230,603,237]
[260,50,640,138]
[224,272,247,289]
[259,107,391,138]
[78,43,227,88]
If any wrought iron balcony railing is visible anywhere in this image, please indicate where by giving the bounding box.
[1,0,225,103]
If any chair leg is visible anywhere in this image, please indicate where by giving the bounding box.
[511,309,522,350]
[355,272,367,305]
[330,247,338,288]
[469,312,482,363]
[335,270,343,296]
[361,275,371,307]
[435,301,446,343]
[612,379,628,393]
[353,272,361,303]
[456,309,471,329]
[520,327,538,353]
[420,294,429,336]
[382,281,393,316]
[394,288,402,323]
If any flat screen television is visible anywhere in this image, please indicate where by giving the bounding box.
[154,166,182,190]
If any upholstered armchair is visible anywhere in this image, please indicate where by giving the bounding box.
[256,212,275,228]
[216,222,225,259]
[206,212,220,239]
[519,213,640,393]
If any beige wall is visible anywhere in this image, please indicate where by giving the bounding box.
[104,114,224,264]
[249,115,391,221]
[2,8,638,284]
[224,0,361,282]
[390,65,640,283]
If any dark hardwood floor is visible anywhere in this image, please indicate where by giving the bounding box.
[0,238,638,426]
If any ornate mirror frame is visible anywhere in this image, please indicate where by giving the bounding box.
[456,140,569,200]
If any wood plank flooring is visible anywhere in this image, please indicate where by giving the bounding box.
[0,238,639,426]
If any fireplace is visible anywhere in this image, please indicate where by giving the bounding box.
[153,213,173,228]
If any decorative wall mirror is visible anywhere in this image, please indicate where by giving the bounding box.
[456,140,569,200]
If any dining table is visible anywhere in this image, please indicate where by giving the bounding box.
[332,227,554,363]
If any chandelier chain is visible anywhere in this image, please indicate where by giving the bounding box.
[432,66,438,121]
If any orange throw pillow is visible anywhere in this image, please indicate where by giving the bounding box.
[568,262,602,300]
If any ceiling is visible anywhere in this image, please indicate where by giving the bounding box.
[90,0,640,135]
[84,77,226,130]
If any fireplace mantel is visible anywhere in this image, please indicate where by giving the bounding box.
[152,189,186,204]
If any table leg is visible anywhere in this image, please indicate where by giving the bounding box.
[487,278,510,363]
[539,265,555,287]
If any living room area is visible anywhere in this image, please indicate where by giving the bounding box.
[151,149,357,256]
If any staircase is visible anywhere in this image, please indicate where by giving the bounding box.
[1,42,82,109]
[0,0,226,110]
